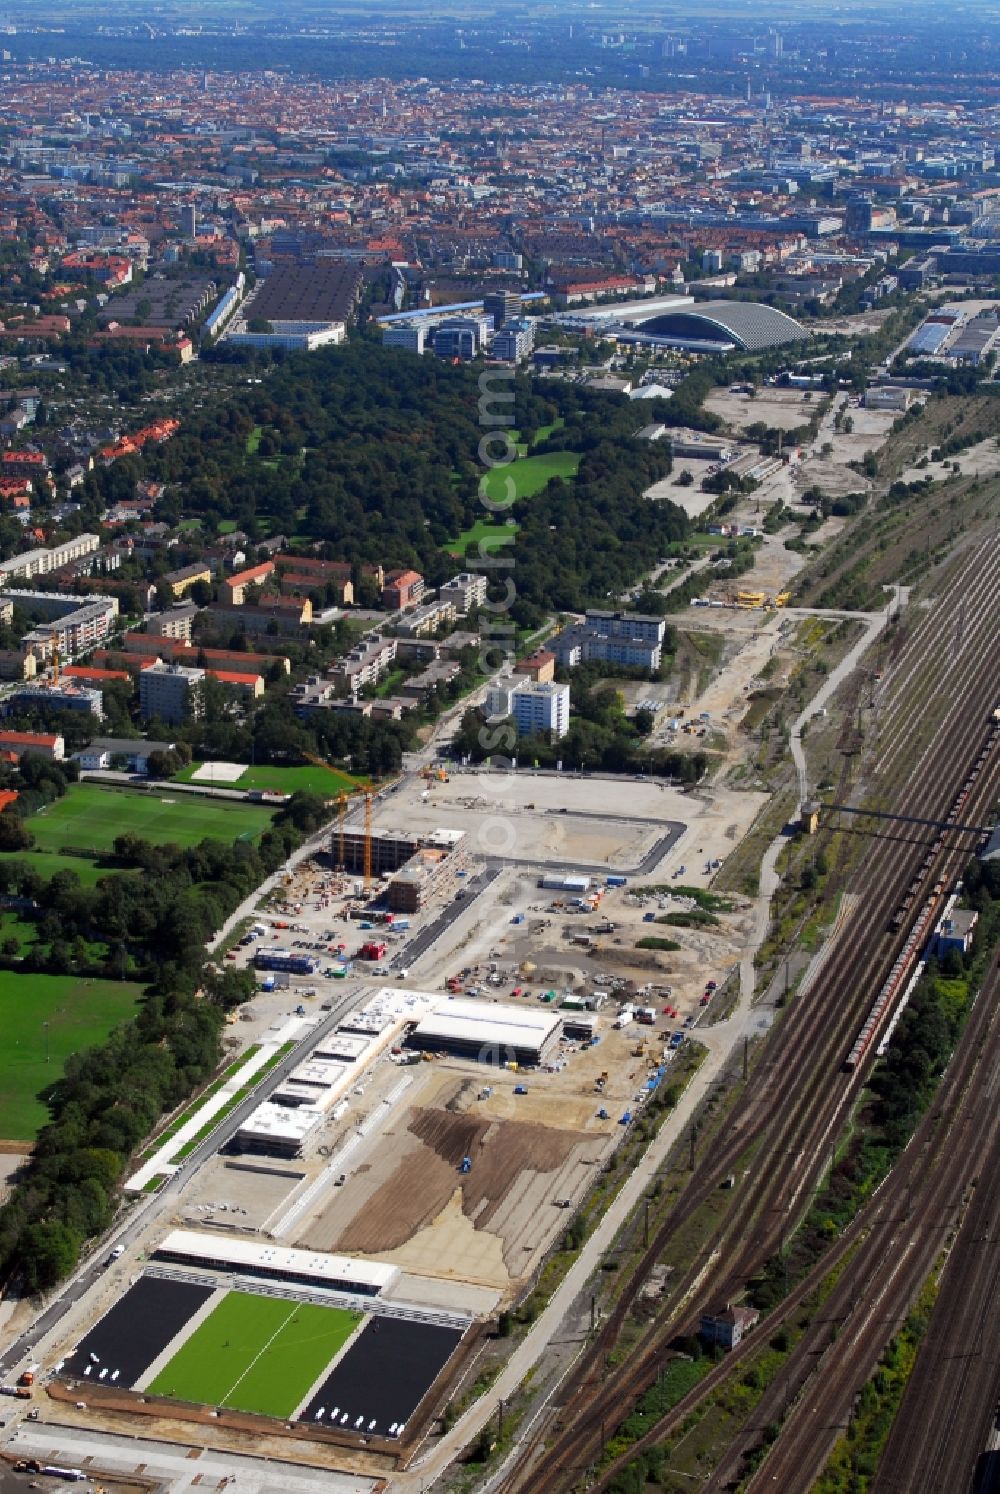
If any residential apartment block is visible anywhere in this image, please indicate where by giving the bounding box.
[11,591,120,662]
[487,678,570,739]
[7,681,103,718]
[552,609,667,672]
[139,662,205,724]
[382,569,425,611]
[439,572,488,613]
[0,533,101,586]
[330,634,398,695]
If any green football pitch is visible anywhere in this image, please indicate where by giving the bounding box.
[148,1292,361,1417]
[26,783,275,855]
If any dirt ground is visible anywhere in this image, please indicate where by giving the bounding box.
[333,1103,587,1249]
[176,1157,304,1232]
[805,308,894,337]
[704,385,823,434]
[42,1381,394,1479]
[0,1153,27,1205]
[644,471,721,517]
[298,1063,611,1294]
[896,432,1000,486]
[387,764,764,884]
[376,780,665,869]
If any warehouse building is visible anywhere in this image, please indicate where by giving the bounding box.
[407,998,563,1066]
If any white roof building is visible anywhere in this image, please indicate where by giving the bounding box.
[154,1229,398,1296]
[409,997,562,1065]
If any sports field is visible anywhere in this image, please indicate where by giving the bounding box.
[0,974,143,1140]
[148,1292,361,1417]
[177,762,362,797]
[28,784,275,855]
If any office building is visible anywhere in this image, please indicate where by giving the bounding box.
[483,289,522,331]
[432,316,489,360]
[381,323,427,354]
[492,318,535,363]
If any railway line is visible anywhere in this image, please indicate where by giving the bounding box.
[584,721,1000,1494]
[708,952,1000,1492]
[495,532,1000,1494]
[868,967,1000,1494]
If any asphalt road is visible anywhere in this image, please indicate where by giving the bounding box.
[389,865,502,971]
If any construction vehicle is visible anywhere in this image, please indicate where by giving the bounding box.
[459,1156,472,1174]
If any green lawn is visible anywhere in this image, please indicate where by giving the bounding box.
[480,449,580,503]
[531,418,565,444]
[148,1292,361,1417]
[28,784,274,854]
[0,849,113,886]
[0,910,38,956]
[0,784,275,886]
[449,450,580,555]
[176,762,362,797]
[246,424,263,454]
[0,974,143,1139]
[448,517,520,559]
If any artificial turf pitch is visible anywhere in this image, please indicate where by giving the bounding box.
[147,1292,361,1417]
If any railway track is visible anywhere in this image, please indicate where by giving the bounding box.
[496,533,1000,1494]
[712,953,1000,1492]
[586,738,1000,1494]
[869,970,1000,1494]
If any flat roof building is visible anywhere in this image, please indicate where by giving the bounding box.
[139,662,205,724]
[153,1229,399,1297]
[408,997,563,1066]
